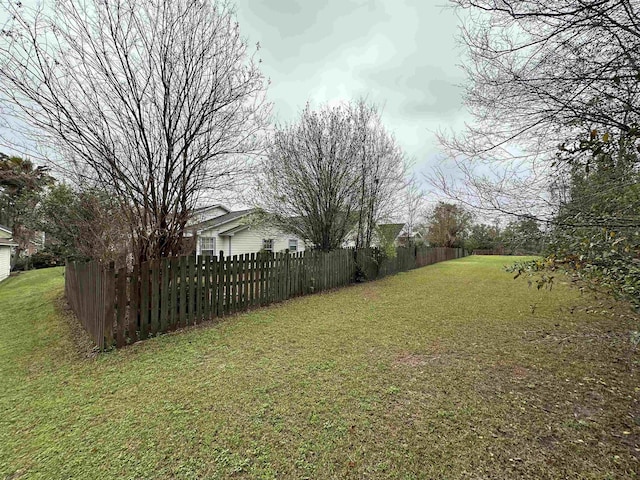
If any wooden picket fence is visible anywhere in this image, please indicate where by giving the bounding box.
[65,246,467,350]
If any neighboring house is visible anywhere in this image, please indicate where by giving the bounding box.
[0,224,11,240]
[396,229,424,247]
[0,238,17,282]
[0,225,15,281]
[187,205,307,258]
[0,224,44,256]
[343,223,406,249]
[23,232,45,256]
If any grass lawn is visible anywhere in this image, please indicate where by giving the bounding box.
[0,257,639,479]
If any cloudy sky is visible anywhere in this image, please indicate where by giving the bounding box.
[233,0,469,181]
[0,0,470,193]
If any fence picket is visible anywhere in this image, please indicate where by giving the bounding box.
[204,256,212,321]
[140,262,149,340]
[217,252,224,316]
[177,256,185,327]
[233,254,238,310]
[169,258,178,328]
[150,260,160,335]
[65,246,467,350]
[115,267,127,347]
[196,255,203,322]
[160,258,169,331]
[188,256,196,325]
[225,254,231,313]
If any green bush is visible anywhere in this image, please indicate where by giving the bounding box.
[12,247,66,271]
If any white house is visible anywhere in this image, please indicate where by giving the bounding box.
[187,205,307,258]
[0,224,14,282]
[0,224,11,240]
[342,223,407,249]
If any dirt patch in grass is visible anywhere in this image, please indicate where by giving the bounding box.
[393,352,428,367]
[392,351,466,368]
[359,284,380,301]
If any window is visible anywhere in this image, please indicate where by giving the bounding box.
[288,239,298,252]
[262,238,273,252]
[199,236,216,257]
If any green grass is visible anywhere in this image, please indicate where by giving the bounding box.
[1,257,638,479]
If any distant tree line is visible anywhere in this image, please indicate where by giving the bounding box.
[435,0,640,310]
[418,201,545,255]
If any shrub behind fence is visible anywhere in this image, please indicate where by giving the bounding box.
[65,246,467,350]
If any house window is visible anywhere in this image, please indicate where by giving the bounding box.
[288,239,298,252]
[199,236,216,257]
[262,238,273,252]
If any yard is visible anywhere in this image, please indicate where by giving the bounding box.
[0,257,638,479]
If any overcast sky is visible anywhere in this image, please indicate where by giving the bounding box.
[0,0,470,195]
[233,0,469,181]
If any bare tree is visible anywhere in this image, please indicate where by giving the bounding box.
[351,99,408,249]
[255,100,407,251]
[432,0,640,223]
[0,0,270,263]
[401,174,426,246]
[255,103,360,251]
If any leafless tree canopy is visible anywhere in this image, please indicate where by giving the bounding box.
[351,100,408,249]
[401,174,426,244]
[255,100,407,251]
[433,0,640,221]
[0,0,270,262]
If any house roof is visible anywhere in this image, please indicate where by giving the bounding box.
[218,224,250,236]
[0,238,17,246]
[0,224,11,235]
[192,208,256,231]
[194,204,230,214]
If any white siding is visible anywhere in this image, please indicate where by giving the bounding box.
[0,246,11,282]
[227,228,266,257]
[190,205,229,225]
[197,218,306,258]
[229,227,306,256]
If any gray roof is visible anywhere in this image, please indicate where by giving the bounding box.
[219,224,250,236]
[191,208,256,230]
[0,238,17,246]
[193,204,230,214]
[0,224,11,234]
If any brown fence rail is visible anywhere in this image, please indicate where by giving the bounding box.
[65,246,467,350]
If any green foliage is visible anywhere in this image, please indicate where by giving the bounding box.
[464,223,500,251]
[0,153,54,253]
[501,218,545,255]
[33,184,127,264]
[375,224,402,258]
[505,257,556,291]
[525,132,640,311]
[32,184,81,255]
[11,246,67,271]
[427,202,471,247]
